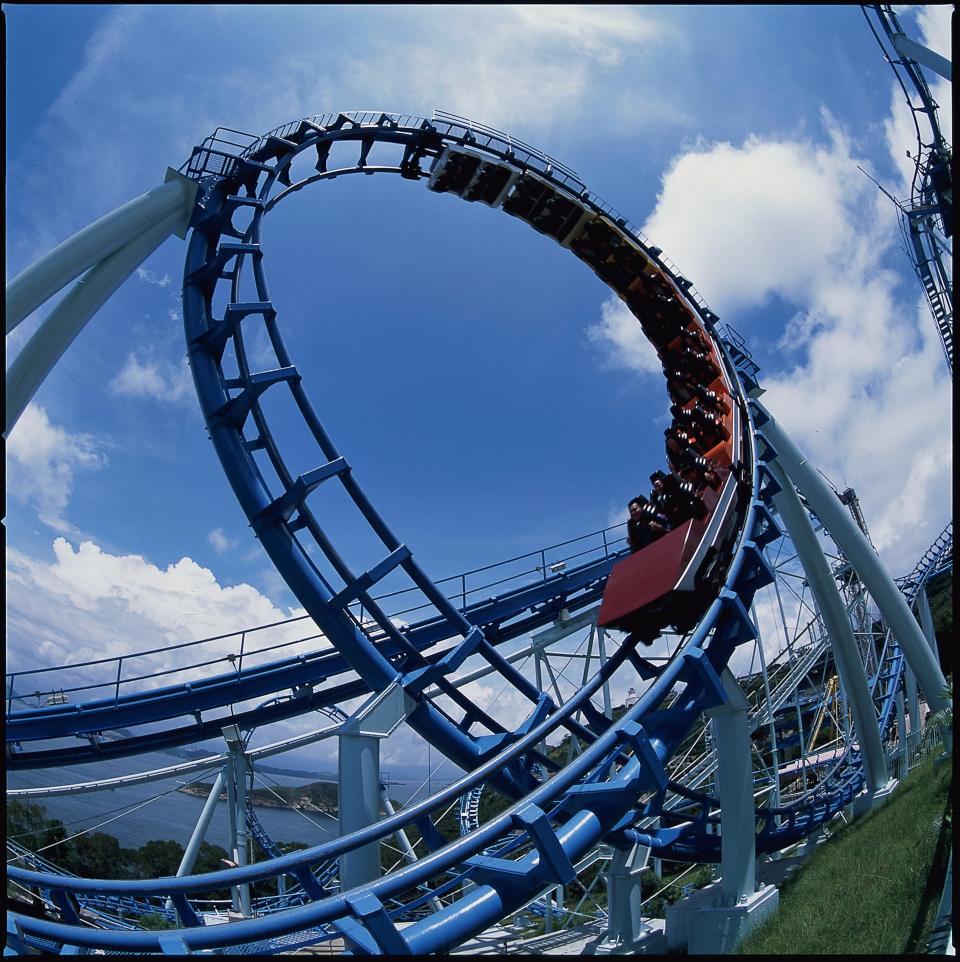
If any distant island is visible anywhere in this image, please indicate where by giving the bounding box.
[178,780,339,816]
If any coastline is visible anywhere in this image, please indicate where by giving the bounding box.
[176,780,339,817]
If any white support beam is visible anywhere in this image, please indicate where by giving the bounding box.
[755,404,949,722]
[223,725,252,917]
[766,458,889,794]
[6,206,187,437]
[5,170,197,334]
[890,32,952,82]
[916,588,942,669]
[337,684,414,892]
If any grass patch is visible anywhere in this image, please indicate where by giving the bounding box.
[740,757,952,955]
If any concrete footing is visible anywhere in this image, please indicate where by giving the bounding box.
[853,777,898,817]
[665,881,779,954]
[589,918,667,955]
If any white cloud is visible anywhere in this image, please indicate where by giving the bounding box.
[587,295,664,376]
[508,5,660,67]
[136,267,172,287]
[614,112,951,572]
[5,404,106,527]
[109,351,193,404]
[208,527,238,554]
[5,538,313,678]
[641,118,873,314]
[336,6,668,134]
[6,5,673,278]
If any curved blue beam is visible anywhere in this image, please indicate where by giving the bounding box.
[6,546,623,760]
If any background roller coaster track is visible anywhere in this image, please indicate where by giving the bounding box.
[5,110,922,956]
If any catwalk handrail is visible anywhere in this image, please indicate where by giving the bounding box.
[5,520,627,706]
[6,522,626,714]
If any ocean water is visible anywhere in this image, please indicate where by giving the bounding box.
[7,751,340,853]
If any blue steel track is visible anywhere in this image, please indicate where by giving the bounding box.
[5,110,936,955]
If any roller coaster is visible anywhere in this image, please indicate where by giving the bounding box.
[4,13,953,953]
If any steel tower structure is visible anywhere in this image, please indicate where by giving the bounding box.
[862,4,953,371]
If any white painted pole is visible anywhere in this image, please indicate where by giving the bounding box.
[905,664,920,755]
[223,754,240,914]
[766,459,889,794]
[223,725,252,917]
[890,32,952,82]
[5,208,184,437]
[756,405,949,719]
[380,788,443,913]
[166,769,225,913]
[896,691,908,779]
[598,626,612,719]
[5,171,197,334]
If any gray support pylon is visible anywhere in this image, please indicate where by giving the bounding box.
[756,406,950,721]
[605,842,652,946]
[766,458,889,794]
[338,733,382,890]
[165,769,225,913]
[223,726,252,917]
[597,627,612,718]
[223,753,240,913]
[5,207,186,436]
[751,604,782,817]
[906,665,920,756]
[5,170,197,334]
[896,691,908,779]
[337,684,414,892]
[707,668,756,905]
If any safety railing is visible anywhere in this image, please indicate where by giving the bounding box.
[6,522,627,713]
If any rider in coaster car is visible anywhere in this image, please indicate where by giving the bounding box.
[690,382,728,415]
[679,346,721,383]
[670,402,725,449]
[665,433,721,489]
[665,369,699,405]
[627,495,669,552]
[652,470,707,524]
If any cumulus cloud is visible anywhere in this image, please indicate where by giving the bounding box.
[587,295,664,376]
[208,527,239,554]
[641,117,874,314]
[616,111,951,571]
[5,538,315,679]
[5,404,106,528]
[109,351,193,404]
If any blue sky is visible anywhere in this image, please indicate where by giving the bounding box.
[4,6,952,761]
